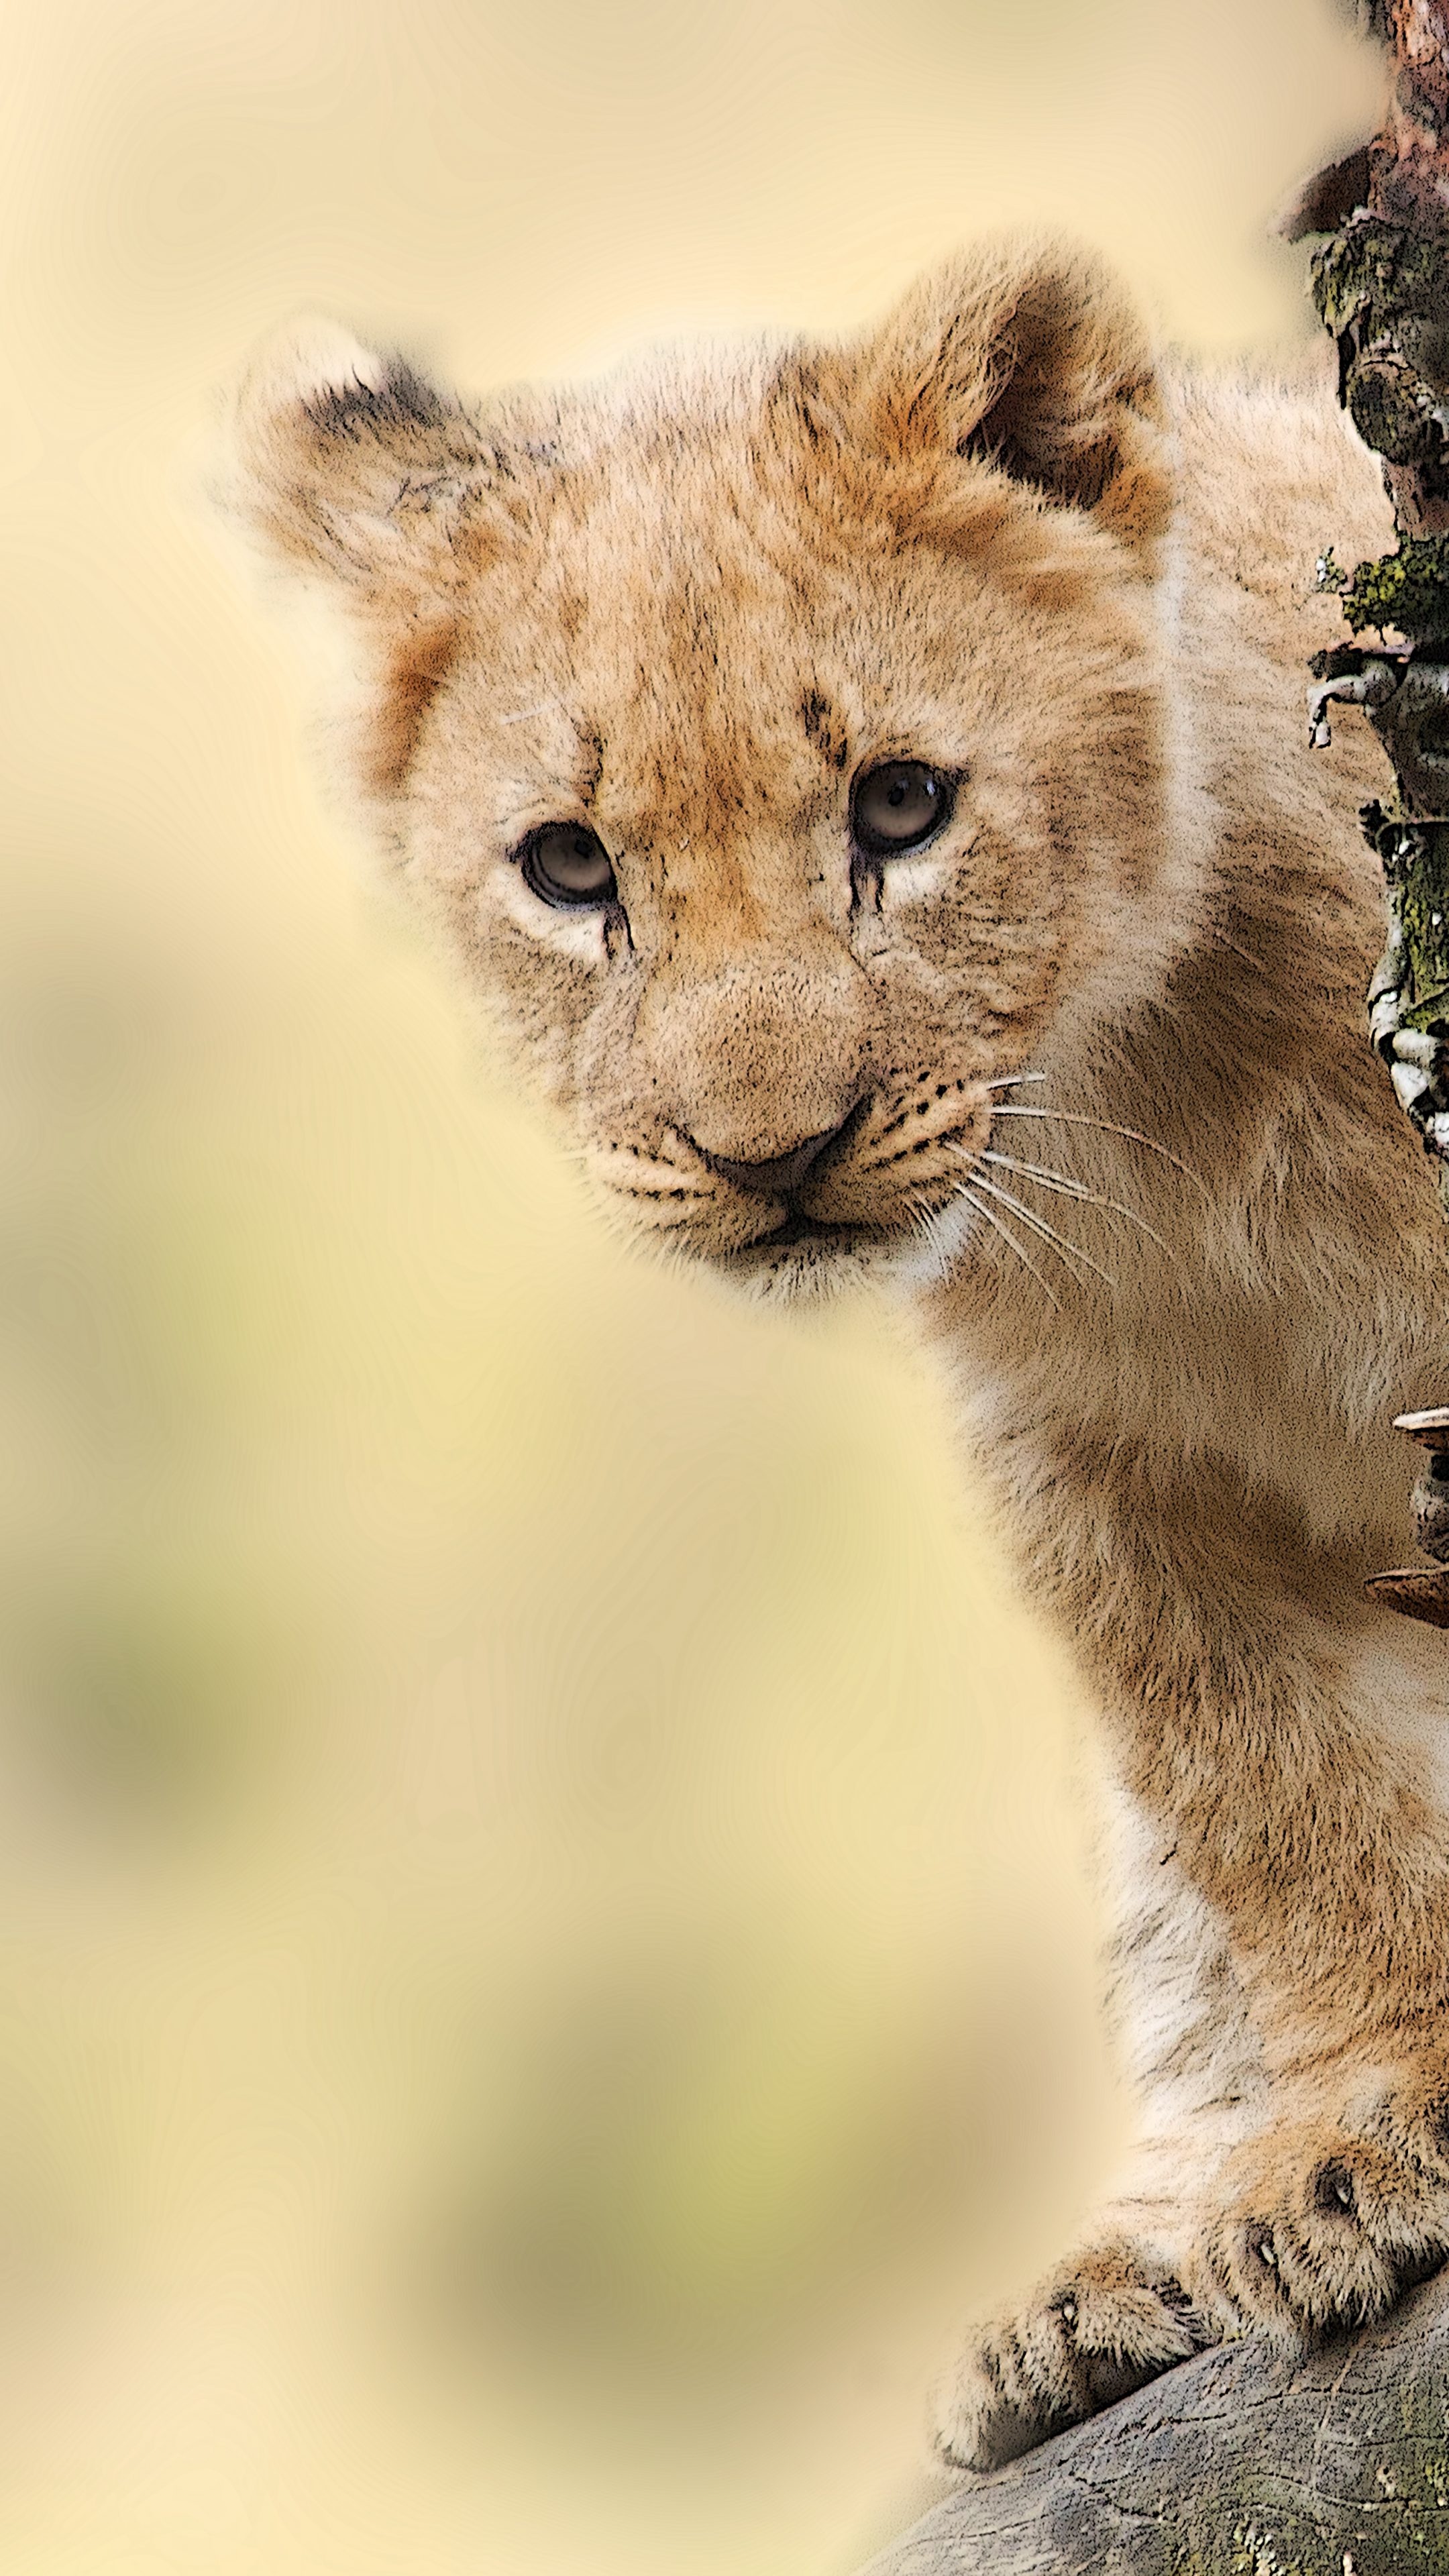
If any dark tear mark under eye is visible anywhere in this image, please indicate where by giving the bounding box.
[800,691,850,773]
[578,726,605,793]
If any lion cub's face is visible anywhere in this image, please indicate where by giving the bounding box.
[234,245,1175,1295]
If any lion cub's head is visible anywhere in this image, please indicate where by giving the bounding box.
[231,241,1181,1297]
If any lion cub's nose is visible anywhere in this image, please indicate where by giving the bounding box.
[692,1102,867,1199]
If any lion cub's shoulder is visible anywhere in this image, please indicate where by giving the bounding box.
[1166,354,1393,658]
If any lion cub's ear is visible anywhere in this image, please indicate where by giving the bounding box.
[224,317,496,598]
[819,237,1170,558]
[223,319,511,800]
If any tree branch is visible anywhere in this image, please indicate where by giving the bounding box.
[861,2269,1449,2575]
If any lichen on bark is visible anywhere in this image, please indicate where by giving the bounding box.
[1313,215,1449,465]
[1318,533,1449,635]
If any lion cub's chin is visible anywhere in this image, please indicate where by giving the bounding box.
[716,1224,914,1305]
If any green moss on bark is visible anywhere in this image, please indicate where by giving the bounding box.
[1324,537,1449,641]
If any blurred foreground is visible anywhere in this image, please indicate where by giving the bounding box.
[0,857,1126,2573]
[1,0,1381,2567]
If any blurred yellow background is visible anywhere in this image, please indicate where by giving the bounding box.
[0,3,1382,2569]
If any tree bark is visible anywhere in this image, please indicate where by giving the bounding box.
[860,2271,1449,2575]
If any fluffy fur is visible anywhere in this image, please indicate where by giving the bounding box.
[228,239,1449,2471]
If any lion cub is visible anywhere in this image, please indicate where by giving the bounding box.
[230,239,1449,2471]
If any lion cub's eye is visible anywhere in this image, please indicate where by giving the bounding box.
[519,823,618,908]
[851,760,953,857]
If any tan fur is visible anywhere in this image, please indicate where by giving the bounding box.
[227,241,1449,2471]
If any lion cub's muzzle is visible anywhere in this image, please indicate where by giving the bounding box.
[591,1073,995,1277]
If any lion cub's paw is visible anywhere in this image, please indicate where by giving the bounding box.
[1200,2094,1449,2339]
[932,2239,1217,2474]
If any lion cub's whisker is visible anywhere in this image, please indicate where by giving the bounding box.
[945,1181,1063,1309]
[981,1150,1174,1257]
[904,1190,958,1289]
[991,1104,1208,1197]
[496,697,565,727]
[956,1161,1118,1291]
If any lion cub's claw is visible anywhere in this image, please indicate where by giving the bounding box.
[1202,2098,1449,2341]
[932,2240,1218,2474]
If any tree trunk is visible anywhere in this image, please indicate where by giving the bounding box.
[1293,0,1449,1606]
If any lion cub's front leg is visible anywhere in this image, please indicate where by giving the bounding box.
[923,1395,1449,2477]
[932,1782,1449,2473]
